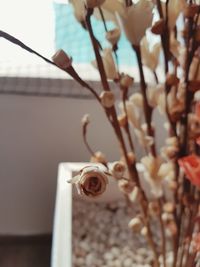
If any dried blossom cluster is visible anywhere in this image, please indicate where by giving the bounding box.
[56,1,200,267]
[3,0,198,266]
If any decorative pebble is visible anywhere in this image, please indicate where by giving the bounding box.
[72,198,190,267]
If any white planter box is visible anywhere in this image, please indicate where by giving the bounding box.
[51,162,122,267]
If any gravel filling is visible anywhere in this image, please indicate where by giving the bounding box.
[72,199,156,267]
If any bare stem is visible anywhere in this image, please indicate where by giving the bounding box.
[132,44,156,157]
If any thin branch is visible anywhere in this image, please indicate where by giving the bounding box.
[0,30,101,102]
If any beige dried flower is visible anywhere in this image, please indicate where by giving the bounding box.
[158,162,176,181]
[106,28,121,46]
[84,0,105,8]
[93,0,125,25]
[100,91,115,108]
[167,86,185,122]
[69,0,85,23]
[141,36,161,71]
[118,179,135,194]
[120,1,153,45]
[111,161,126,179]
[140,226,148,236]
[161,0,186,30]
[161,137,179,160]
[147,84,164,110]
[52,49,72,69]
[137,154,163,198]
[163,202,175,213]
[92,48,119,80]
[120,74,134,88]
[69,166,108,197]
[90,151,107,164]
[128,217,143,232]
[128,186,140,202]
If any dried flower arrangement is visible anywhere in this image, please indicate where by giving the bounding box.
[0,0,200,266]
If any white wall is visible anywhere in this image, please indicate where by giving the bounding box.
[0,91,166,235]
[0,94,121,234]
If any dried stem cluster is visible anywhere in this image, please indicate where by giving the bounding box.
[1,0,200,266]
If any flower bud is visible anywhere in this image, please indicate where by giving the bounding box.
[90,151,107,164]
[127,152,136,164]
[141,226,148,236]
[148,201,160,216]
[163,202,175,213]
[106,28,120,46]
[120,74,134,88]
[118,179,135,194]
[151,19,165,35]
[111,161,126,179]
[162,212,174,223]
[129,186,140,202]
[81,114,90,125]
[52,49,72,69]
[100,91,115,108]
[128,217,142,232]
[118,114,128,128]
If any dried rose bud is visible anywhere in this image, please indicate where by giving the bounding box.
[163,202,175,213]
[151,19,165,35]
[84,0,105,8]
[120,74,134,88]
[100,91,115,108]
[166,73,180,86]
[111,161,126,179]
[90,151,107,164]
[118,179,135,194]
[52,49,72,69]
[128,217,142,232]
[106,28,121,46]
[118,114,128,128]
[69,166,108,198]
[148,201,160,216]
[184,4,199,18]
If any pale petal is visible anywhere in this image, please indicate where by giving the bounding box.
[120,1,153,45]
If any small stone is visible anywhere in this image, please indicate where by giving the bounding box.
[104,252,114,261]
[123,258,133,267]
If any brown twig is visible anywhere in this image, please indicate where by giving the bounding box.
[132,44,156,157]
